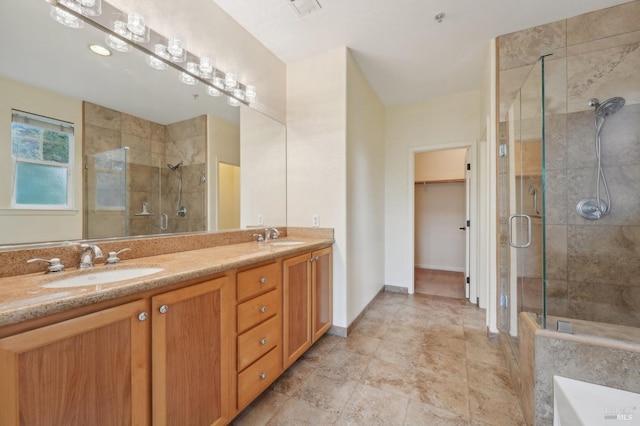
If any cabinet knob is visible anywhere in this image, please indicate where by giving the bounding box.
[137,312,148,321]
[259,306,267,313]
[259,372,267,380]
[259,338,267,345]
[159,305,169,314]
[259,277,267,284]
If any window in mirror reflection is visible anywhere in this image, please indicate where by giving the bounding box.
[11,110,74,208]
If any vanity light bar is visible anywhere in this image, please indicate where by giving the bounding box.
[49,0,255,106]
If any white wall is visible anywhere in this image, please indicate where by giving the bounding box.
[287,47,348,328]
[0,77,83,244]
[346,52,386,325]
[240,107,287,228]
[414,183,466,271]
[109,0,286,122]
[384,91,483,290]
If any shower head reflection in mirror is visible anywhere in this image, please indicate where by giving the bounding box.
[576,96,626,220]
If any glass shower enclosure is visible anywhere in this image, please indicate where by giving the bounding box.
[500,46,640,362]
[499,57,546,356]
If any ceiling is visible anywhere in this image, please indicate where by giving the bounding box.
[211,0,632,106]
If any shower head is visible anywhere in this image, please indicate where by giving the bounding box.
[589,97,625,118]
[167,161,183,171]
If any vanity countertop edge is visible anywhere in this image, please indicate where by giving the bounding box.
[0,237,333,328]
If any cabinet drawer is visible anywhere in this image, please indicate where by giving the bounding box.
[237,289,281,333]
[237,262,280,301]
[237,346,282,409]
[237,315,281,371]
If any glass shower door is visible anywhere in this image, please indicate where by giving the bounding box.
[84,147,127,239]
[508,58,545,336]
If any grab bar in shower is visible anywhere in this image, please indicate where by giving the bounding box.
[508,214,532,248]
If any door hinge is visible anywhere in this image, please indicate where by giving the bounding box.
[466,276,470,284]
[500,294,508,308]
[466,220,470,227]
[466,163,471,171]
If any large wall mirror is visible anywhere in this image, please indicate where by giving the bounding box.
[0,0,286,246]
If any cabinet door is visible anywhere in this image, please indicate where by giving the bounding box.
[283,253,312,368]
[0,299,150,426]
[152,277,231,426]
[312,247,333,342]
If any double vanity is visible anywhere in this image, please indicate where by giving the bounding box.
[0,228,333,425]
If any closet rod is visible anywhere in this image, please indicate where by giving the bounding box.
[414,179,465,185]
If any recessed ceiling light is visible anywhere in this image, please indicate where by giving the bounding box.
[290,0,322,17]
[89,44,112,56]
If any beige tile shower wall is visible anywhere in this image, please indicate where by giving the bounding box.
[165,116,207,234]
[85,102,167,238]
[498,0,640,328]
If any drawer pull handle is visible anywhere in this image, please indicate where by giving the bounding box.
[259,306,267,313]
[259,277,267,284]
[259,338,267,345]
[259,372,267,380]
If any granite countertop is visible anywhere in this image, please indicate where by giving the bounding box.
[0,237,333,328]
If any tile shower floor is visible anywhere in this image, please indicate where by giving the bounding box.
[232,291,526,425]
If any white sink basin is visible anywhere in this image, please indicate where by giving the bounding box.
[269,241,305,246]
[43,267,164,288]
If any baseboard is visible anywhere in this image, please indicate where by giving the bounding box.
[327,326,347,337]
[344,286,385,336]
[383,284,408,294]
[415,264,465,273]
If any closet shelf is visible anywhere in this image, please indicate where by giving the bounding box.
[414,179,465,185]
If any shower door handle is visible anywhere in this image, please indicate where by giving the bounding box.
[508,214,532,248]
[160,213,168,231]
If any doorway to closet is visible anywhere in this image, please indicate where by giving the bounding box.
[414,148,468,299]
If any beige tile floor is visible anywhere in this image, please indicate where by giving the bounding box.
[414,268,466,299]
[232,291,526,426]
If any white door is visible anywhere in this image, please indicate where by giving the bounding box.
[465,149,471,299]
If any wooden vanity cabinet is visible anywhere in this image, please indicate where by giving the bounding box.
[0,244,332,425]
[235,262,283,411]
[311,246,333,342]
[0,299,151,426]
[283,246,333,369]
[0,275,231,426]
[151,277,231,426]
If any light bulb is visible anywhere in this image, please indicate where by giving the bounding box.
[147,44,169,70]
[179,62,199,85]
[199,57,214,79]
[225,71,237,90]
[126,12,149,43]
[213,76,225,89]
[105,20,131,53]
[167,37,185,62]
[227,96,240,107]
[206,85,221,97]
[50,3,84,29]
[245,85,257,102]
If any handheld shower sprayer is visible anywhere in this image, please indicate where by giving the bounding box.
[576,97,625,220]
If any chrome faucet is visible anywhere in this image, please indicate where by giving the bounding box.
[79,244,103,269]
[264,228,280,241]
